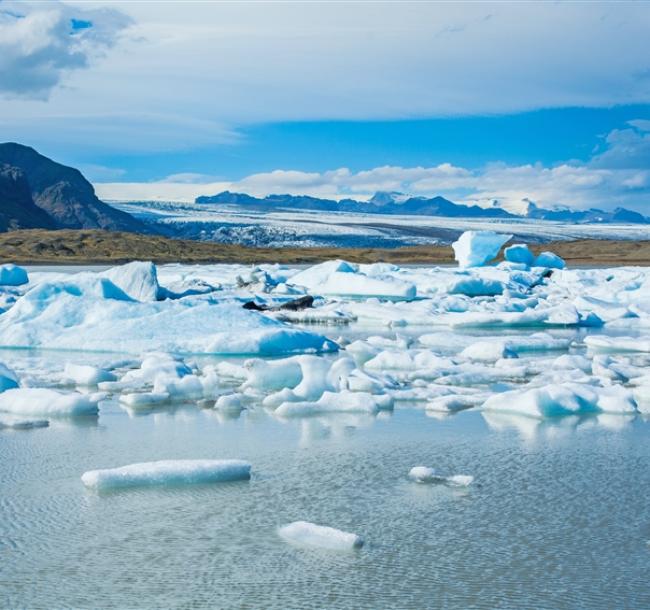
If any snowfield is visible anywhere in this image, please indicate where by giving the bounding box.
[1,231,650,425]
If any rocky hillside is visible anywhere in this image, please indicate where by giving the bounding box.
[0,143,147,232]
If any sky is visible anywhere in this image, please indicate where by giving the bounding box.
[1,0,650,212]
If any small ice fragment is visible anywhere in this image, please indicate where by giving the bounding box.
[215,393,245,412]
[278,521,363,551]
[408,466,473,487]
[64,363,117,386]
[119,392,170,408]
[81,459,251,490]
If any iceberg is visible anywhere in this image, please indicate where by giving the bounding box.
[482,382,637,418]
[0,279,337,356]
[0,264,28,286]
[534,251,565,269]
[0,388,100,416]
[81,459,251,490]
[278,521,363,551]
[452,231,512,268]
[275,390,392,417]
[101,261,161,302]
[504,244,535,266]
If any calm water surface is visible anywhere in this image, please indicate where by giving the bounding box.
[2,392,649,609]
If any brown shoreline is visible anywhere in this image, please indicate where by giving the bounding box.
[1,229,650,266]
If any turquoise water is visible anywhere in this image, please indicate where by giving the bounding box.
[2,395,649,609]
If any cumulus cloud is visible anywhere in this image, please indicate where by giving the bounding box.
[95,120,650,212]
[0,0,131,98]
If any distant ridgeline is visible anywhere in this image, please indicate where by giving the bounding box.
[196,190,650,224]
[0,142,147,232]
[1,140,648,236]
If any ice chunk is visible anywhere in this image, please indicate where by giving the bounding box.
[452,231,512,268]
[0,264,28,286]
[317,273,416,300]
[448,276,503,297]
[81,459,251,490]
[460,341,518,362]
[288,260,357,290]
[275,390,392,417]
[534,251,565,269]
[585,336,650,353]
[278,521,363,551]
[0,283,337,356]
[215,394,246,412]
[0,388,99,416]
[408,467,474,487]
[482,382,637,418]
[0,362,19,393]
[119,392,170,408]
[101,261,161,302]
[504,244,535,266]
[64,363,117,386]
[0,415,49,430]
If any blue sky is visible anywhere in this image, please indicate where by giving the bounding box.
[1,1,650,211]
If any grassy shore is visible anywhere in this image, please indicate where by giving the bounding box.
[1,228,649,266]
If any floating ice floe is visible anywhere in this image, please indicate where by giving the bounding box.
[452,231,512,268]
[275,390,393,418]
[482,382,637,418]
[0,415,49,430]
[0,278,336,356]
[408,466,474,487]
[278,521,364,551]
[81,459,252,490]
[64,363,117,386]
[0,388,100,416]
[584,336,650,353]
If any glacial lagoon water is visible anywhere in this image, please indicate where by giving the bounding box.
[2,260,650,609]
[1,342,650,610]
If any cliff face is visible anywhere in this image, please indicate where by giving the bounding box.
[0,142,146,232]
[0,164,57,231]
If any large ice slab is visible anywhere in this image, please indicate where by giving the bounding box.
[0,279,337,356]
[0,388,100,416]
[278,521,364,551]
[81,459,251,490]
[482,382,637,418]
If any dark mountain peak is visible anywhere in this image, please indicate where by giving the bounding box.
[0,142,146,232]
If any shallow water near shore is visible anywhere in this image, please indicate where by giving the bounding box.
[2,390,650,609]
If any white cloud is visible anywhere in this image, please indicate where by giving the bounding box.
[2,2,650,151]
[0,0,131,98]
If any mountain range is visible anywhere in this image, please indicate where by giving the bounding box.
[196,190,650,224]
[0,141,648,236]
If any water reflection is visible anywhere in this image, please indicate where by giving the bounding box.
[481,410,635,441]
